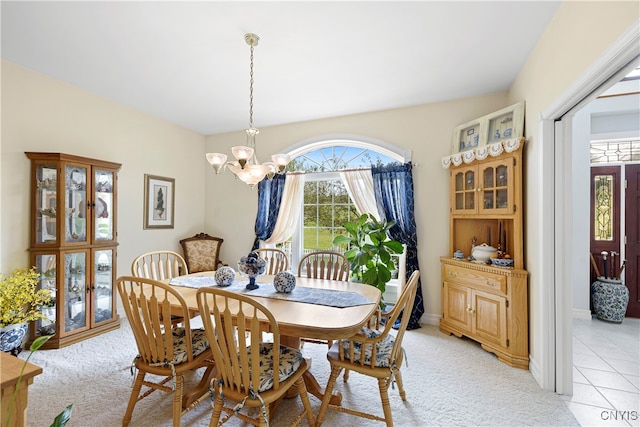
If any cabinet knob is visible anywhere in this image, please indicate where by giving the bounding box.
[449,271,458,278]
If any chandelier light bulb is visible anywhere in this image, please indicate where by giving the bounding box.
[206,153,228,174]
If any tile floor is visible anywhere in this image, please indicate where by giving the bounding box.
[562,316,640,426]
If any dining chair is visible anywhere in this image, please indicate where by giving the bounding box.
[297,251,350,348]
[131,250,188,279]
[196,287,316,427]
[117,276,215,427]
[315,270,421,427]
[297,251,349,281]
[131,250,191,326]
[254,247,289,275]
[179,232,226,273]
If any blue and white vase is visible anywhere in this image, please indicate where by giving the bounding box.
[0,323,28,355]
[591,278,629,323]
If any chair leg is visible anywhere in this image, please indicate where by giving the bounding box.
[393,367,407,401]
[122,370,145,426]
[378,377,393,427]
[209,396,224,427]
[295,376,316,426]
[172,374,184,427]
[342,369,350,382]
[315,365,342,426]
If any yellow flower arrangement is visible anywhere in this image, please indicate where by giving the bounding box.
[0,267,52,327]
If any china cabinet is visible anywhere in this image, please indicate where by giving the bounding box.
[26,152,121,349]
[440,139,529,369]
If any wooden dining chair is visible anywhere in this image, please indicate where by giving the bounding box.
[131,250,188,279]
[179,232,226,273]
[315,270,421,427]
[297,251,350,349]
[254,248,289,275]
[117,276,215,427]
[131,250,191,326]
[196,287,315,427]
[297,251,349,281]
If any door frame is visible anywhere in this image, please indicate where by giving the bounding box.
[539,24,640,393]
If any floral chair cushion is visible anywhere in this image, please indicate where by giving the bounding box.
[157,327,210,365]
[246,343,303,392]
[184,240,220,272]
[341,327,396,367]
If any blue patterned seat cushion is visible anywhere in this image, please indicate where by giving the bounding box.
[161,327,210,365]
[246,343,303,392]
[341,327,395,367]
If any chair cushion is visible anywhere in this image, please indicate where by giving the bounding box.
[246,343,303,392]
[184,241,218,272]
[341,327,395,367]
[166,327,210,364]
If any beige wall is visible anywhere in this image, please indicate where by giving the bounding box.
[1,61,207,277]
[205,93,509,322]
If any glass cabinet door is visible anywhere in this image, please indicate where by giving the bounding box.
[65,165,88,243]
[64,251,88,333]
[35,164,58,244]
[453,167,477,213]
[94,169,114,242]
[93,249,115,325]
[34,253,57,337]
[480,161,511,214]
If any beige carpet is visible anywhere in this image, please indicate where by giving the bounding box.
[21,318,578,426]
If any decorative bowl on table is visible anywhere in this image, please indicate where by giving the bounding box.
[214,266,236,287]
[491,257,514,268]
[237,252,266,290]
[273,271,296,293]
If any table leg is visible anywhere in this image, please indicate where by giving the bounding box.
[182,363,216,410]
[281,335,342,406]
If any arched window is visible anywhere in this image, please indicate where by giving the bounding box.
[275,135,409,269]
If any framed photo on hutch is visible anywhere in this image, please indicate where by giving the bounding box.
[143,174,175,229]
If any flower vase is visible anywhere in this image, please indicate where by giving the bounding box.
[0,323,29,356]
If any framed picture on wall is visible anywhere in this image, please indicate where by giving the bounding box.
[451,118,487,154]
[143,174,175,229]
[486,101,525,144]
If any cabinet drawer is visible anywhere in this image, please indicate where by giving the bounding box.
[443,264,506,294]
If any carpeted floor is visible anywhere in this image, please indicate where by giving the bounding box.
[21,318,578,426]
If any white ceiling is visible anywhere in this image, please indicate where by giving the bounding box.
[1,1,562,135]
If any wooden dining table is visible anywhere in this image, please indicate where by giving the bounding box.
[166,271,381,405]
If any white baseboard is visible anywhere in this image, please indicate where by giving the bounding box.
[420,313,441,326]
[572,308,592,320]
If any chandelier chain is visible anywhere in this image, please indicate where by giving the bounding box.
[249,42,254,129]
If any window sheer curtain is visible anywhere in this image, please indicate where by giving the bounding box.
[372,162,424,330]
[253,173,304,247]
[339,169,380,220]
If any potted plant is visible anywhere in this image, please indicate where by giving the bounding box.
[0,267,52,355]
[333,213,404,298]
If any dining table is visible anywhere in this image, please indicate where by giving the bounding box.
[165,271,381,406]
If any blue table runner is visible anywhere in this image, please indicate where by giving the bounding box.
[169,276,373,308]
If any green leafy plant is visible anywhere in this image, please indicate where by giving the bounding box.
[4,335,73,427]
[0,267,52,327]
[333,213,404,296]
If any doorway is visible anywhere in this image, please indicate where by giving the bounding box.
[589,163,640,317]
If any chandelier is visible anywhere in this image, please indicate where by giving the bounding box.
[205,33,290,187]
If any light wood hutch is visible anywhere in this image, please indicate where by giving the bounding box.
[26,152,121,349]
[440,139,529,369]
